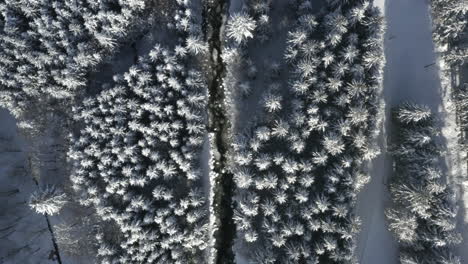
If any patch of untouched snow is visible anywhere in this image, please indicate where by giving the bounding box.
[0,109,56,264]
[355,1,399,263]
[0,110,97,264]
[235,253,250,264]
[374,0,385,15]
[383,0,442,106]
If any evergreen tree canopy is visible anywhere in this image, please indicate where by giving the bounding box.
[69,44,209,263]
[0,0,146,117]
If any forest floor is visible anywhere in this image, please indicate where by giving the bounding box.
[356,0,468,263]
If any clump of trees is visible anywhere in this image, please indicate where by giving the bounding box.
[68,43,209,263]
[430,0,467,67]
[387,103,461,264]
[232,0,385,262]
[0,0,147,119]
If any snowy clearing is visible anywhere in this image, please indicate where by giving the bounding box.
[0,109,56,264]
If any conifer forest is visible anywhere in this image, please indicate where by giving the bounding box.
[0,0,467,264]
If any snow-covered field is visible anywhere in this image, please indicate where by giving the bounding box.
[0,109,56,264]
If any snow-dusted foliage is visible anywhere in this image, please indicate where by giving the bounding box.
[232,1,385,262]
[226,13,257,45]
[0,0,146,118]
[387,103,461,264]
[29,185,67,215]
[174,0,207,55]
[395,103,432,124]
[68,44,209,263]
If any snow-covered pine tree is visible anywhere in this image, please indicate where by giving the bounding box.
[29,185,67,215]
[226,13,257,45]
[430,0,467,51]
[395,103,432,124]
[387,103,461,264]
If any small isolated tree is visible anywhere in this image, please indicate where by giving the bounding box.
[29,186,67,215]
[226,13,257,44]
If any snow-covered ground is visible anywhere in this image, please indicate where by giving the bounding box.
[357,0,468,263]
[0,107,97,264]
[0,109,57,264]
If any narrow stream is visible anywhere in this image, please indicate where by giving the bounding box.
[202,0,236,263]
